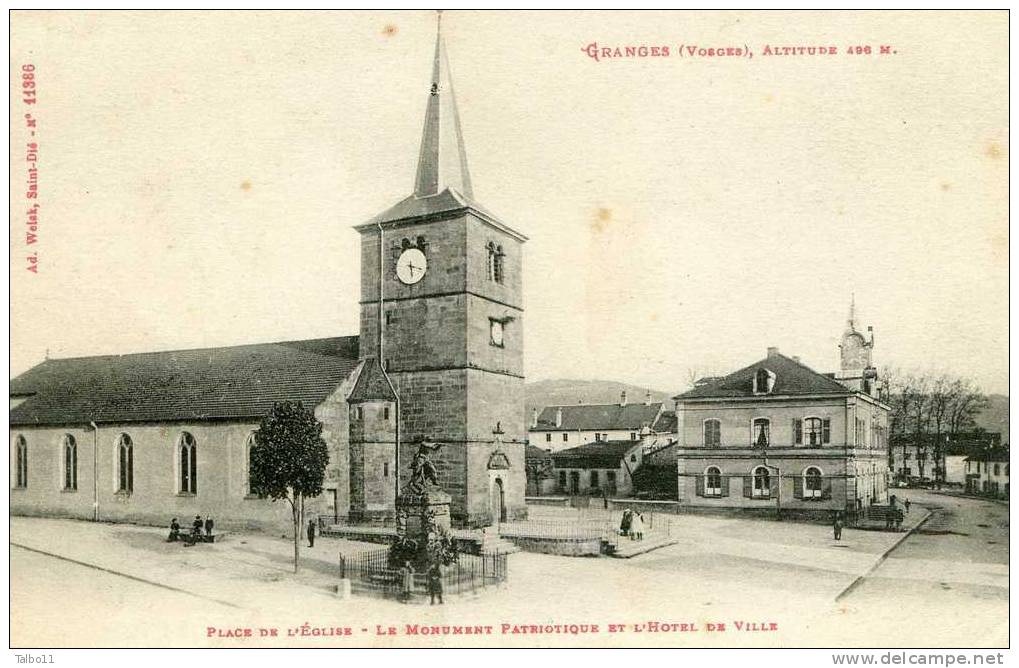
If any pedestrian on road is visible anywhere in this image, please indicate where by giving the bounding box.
[620,509,632,538]
[400,561,415,603]
[307,519,316,548]
[427,562,444,605]
[894,509,903,532]
[167,518,180,542]
[905,499,911,514]
[833,511,843,541]
[631,512,645,541]
[204,516,214,538]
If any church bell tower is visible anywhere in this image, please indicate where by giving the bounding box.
[351,14,527,526]
[836,296,878,395]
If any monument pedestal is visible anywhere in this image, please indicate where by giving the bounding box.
[390,487,456,570]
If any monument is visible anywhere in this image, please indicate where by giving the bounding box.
[388,438,459,569]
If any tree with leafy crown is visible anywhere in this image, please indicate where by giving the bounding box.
[249,401,329,573]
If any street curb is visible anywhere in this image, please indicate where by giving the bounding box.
[833,508,933,602]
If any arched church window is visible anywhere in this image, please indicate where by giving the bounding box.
[179,432,197,494]
[14,435,27,489]
[245,433,256,495]
[63,434,77,491]
[486,242,497,281]
[117,433,133,493]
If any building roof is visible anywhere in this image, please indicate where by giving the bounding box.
[347,357,398,404]
[674,351,851,400]
[652,410,677,434]
[964,447,1010,463]
[525,444,552,461]
[533,402,664,432]
[552,440,640,469]
[9,336,361,427]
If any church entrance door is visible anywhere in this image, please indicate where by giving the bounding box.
[491,477,506,524]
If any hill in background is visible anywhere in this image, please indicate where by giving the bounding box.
[526,380,1009,443]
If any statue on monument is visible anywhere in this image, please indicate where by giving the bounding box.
[406,437,443,494]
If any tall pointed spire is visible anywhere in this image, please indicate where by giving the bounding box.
[413,11,474,199]
[846,293,857,331]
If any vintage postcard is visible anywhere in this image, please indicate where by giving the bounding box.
[8,9,1009,652]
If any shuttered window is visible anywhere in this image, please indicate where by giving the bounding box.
[704,420,721,447]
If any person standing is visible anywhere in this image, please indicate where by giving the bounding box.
[905,498,911,514]
[204,515,214,538]
[400,561,415,603]
[833,512,843,541]
[620,509,632,538]
[427,562,444,605]
[307,519,316,548]
[167,518,180,542]
[631,511,644,541]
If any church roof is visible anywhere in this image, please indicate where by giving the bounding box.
[675,351,851,400]
[9,336,361,427]
[533,402,664,432]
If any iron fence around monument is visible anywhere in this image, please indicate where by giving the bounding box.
[339,547,507,599]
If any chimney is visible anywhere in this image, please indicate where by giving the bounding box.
[767,347,779,358]
[555,407,563,428]
[645,390,652,406]
[531,408,538,429]
[792,356,801,364]
[620,391,627,406]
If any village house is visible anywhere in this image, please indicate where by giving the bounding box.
[890,430,1001,485]
[672,305,890,519]
[529,392,674,452]
[549,428,676,498]
[964,447,1010,498]
[10,20,528,530]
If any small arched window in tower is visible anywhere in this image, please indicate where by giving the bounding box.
[494,245,505,284]
[486,242,497,281]
[14,435,28,489]
[179,432,197,495]
[117,433,134,493]
[63,434,78,491]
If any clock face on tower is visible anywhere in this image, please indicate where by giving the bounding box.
[396,248,427,285]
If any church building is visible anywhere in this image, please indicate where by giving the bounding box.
[9,18,527,529]
[671,303,890,518]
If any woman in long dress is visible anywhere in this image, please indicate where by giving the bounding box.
[630,512,644,541]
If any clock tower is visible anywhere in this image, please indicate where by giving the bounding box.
[350,15,527,526]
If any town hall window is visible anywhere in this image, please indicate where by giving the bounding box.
[14,435,27,489]
[703,419,721,447]
[803,466,823,499]
[178,432,197,495]
[751,418,770,447]
[752,466,771,498]
[797,417,830,446]
[62,434,77,491]
[704,466,722,496]
[752,368,775,394]
[117,433,133,493]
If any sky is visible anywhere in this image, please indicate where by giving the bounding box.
[8,10,1009,394]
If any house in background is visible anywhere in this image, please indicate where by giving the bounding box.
[890,431,1001,484]
[964,448,1010,498]
[529,392,674,452]
[672,306,890,519]
[546,428,677,498]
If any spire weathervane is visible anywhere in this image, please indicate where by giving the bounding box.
[413,10,473,199]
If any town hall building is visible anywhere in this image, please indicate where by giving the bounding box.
[10,19,528,529]
[671,304,890,518]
